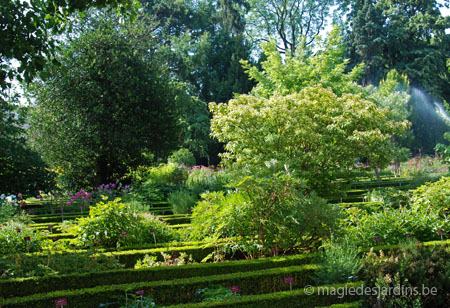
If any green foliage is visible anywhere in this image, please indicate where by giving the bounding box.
[186,169,230,197]
[365,188,410,209]
[135,252,194,269]
[435,132,450,168]
[191,168,340,257]
[246,0,334,51]
[0,0,139,90]
[27,14,183,189]
[168,190,197,214]
[362,242,450,308]
[240,27,364,99]
[168,148,196,167]
[210,85,408,194]
[0,251,122,280]
[314,241,362,285]
[411,177,450,213]
[72,199,176,248]
[0,195,19,224]
[0,221,44,255]
[342,205,450,247]
[195,286,240,303]
[0,98,55,196]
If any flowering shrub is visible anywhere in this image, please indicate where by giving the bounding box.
[72,199,176,248]
[362,241,450,308]
[134,252,193,269]
[0,221,44,255]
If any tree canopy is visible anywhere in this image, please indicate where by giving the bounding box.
[27,14,185,189]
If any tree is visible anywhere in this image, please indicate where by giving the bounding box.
[27,14,183,189]
[210,86,408,195]
[0,94,55,195]
[246,0,335,53]
[0,0,138,90]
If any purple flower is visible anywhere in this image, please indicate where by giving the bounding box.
[230,285,240,293]
[284,277,295,284]
[48,225,54,229]
[16,228,21,233]
[61,215,65,219]
[23,236,31,241]
[20,202,24,207]
[270,247,276,254]
[150,228,155,233]
[111,184,116,189]
[437,230,444,236]
[171,253,180,259]
[374,237,381,243]
[135,290,145,296]
[406,234,412,238]
[66,201,72,206]
[121,231,127,236]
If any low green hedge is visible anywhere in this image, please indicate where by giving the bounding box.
[164,282,363,308]
[0,253,315,298]
[0,264,320,307]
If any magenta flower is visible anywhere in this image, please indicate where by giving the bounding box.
[374,237,381,243]
[406,234,412,238]
[66,201,72,206]
[150,228,155,233]
[135,290,145,296]
[121,231,127,236]
[438,230,444,236]
[111,184,116,189]
[284,277,295,284]
[18,193,22,199]
[20,202,24,207]
[230,285,240,293]
[171,253,180,259]
[270,247,276,255]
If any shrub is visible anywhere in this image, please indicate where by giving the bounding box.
[365,187,410,209]
[0,221,44,255]
[190,168,340,258]
[411,176,450,214]
[169,148,196,167]
[361,241,450,308]
[314,241,362,285]
[0,194,19,224]
[168,190,197,214]
[72,199,176,248]
[186,169,229,197]
[342,205,450,247]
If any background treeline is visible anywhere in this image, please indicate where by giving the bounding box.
[0,0,449,192]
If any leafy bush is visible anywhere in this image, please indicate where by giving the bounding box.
[365,187,410,209]
[0,194,19,223]
[135,252,193,269]
[342,205,449,247]
[186,168,229,197]
[314,240,362,285]
[190,168,340,258]
[362,241,450,308]
[168,148,196,167]
[194,285,240,302]
[411,176,450,213]
[0,221,45,255]
[72,199,177,248]
[168,190,197,214]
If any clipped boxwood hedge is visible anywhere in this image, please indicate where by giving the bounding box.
[0,253,315,298]
[0,264,319,307]
[164,282,363,308]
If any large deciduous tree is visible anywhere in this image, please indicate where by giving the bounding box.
[246,0,335,53]
[0,0,138,90]
[27,14,184,189]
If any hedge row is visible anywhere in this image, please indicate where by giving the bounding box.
[164,282,363,308]
[0,264,320,307]
[0,253,315,298]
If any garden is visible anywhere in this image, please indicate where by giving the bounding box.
[1,1,450,307]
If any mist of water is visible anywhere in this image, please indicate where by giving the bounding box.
[411,88,450,124]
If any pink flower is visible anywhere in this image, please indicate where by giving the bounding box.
[18,193,22,199]
[66,201,72,206]
[230,285,240,293]
[374,237,381,243]
[437,230,444,236]
[121,231,127,236]
[20,202,24,207]
[135,290,144,296]
[284,277,295,284]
